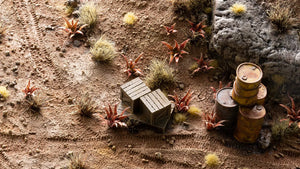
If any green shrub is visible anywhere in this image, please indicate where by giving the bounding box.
[146,60,175,90]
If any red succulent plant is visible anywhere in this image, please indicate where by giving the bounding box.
[191,53,214,75]
[164,23,177,35]
[210,81,232,99]
[203,110,226,130]
[161,39,190,64]
[279,95,300,128]
[61,17,87,39]
[187,20,207,38]
[100,104,129,128]
[169,89,193,113]
[121,53,143,77]
[22,80,38,98]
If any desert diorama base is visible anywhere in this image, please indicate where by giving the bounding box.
[0,0,299,168]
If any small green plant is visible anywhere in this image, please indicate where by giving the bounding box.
[191,53,214,76]
[272,120,299,141]
[169,89,193,113]
[145,59,176,90]
[174,113,187,123]
[205,153,220,167]
[267,0,294,32]
[203,110,225,131]
[123,12,138,25]
[76,93,98,117]
[279,95,300,128]
[69,154,86,169]
[100,104,129,128]
[61,18,87,39]
[161,39,190,64]
[163,23,177,35]
[90,36,116,62]
[187,20,206,38]
[79,2,97,27]
[230,3,247,15]
[0,86,9,101]
[187,105,202,116]
[122,53,143,77]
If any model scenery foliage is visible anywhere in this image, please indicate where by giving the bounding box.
[122,53,143,77]
[191,53,214,75]
[203,110,226,130]
[61,17,87,39]
[230,3,247,15]
[22,80,38,98]
[187,20,206,37]
[164,23,177,35]
[100,104,129,128]
[123,12,138,25]
[169,89,193,113]
[279,95,300,128]
[161,39,190,64]
[205,153,220,167]
[77,93,98,117]
[90,36,116,62]
[0,86,9,100]
[79,2,97,27]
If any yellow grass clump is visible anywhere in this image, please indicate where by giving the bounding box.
[174,113,187,123]
[90,36,116,62]
[187,105,202,116]
[230,3,246,15]
[0,86,9,99]
[123,12,138,25]
[79,2,97,27]
[205,153,220,167]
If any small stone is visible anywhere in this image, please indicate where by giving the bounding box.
[29,151,33,156]
[108,142,113,147]
[36,149,41,153]
[5,51,10,56]
[66,151,73,158]
[274,154,280,159]
[111,145,116,151]
[155,152,162,159]
[15,61,21,66]
[56,46,61,51]
[278,153,284,158]
[2,145,7,149]
[127,145,132,148]
[142,159,149,163]
[179,83,184,90]
[62,48,66,53]
[178,17,184,21]
[67,98,73,104]
[73,40,81,47]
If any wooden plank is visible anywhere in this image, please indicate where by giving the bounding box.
[120,77,140,89]
[131,86,151,100]
[154,89,170,107]
[152,91,165,108]
[127,82,145,96]
[141,96,154,114]
[123,79,143,92]
[146,94,159,112]
[148,92,163,110]
[143,95,155,113]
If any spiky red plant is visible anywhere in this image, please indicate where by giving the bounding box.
[210,81,232,99]
[121,53,143,77]
[187,20,207,38]
[164,23,177,35]
[61,17,87,39]
[100,104,129,128]
[22,80,38,98]
[279,95,300,128]
[162,39,190,64]
[192,53,214,75]
[169,89,193,113]
[203,110,226,130]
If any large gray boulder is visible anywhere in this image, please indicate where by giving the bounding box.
[210,0,300,99]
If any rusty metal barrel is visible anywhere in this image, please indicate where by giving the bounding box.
[231,88,257,106]
[234,105,266,143]
[236,62,263,90]
[215,87,239,131]
[256,83,267,105]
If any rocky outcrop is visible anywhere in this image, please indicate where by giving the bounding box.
[210,0,300,99]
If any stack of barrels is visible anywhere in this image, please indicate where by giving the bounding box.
[215,62,267,143]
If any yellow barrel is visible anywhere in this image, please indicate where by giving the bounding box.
[233,81,259,98]
[231,88,257,106]
[234,105,266,143]
[236,62,263,90]
[256,83,267,105]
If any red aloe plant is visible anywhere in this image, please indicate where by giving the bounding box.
[100,104,129,128]
[121,53,143,77]
[169,89,193,113]
[192,53,214,75]
[161,39,190,64]
[164,23,177,35]
[203,110,226,130]
[210,81,232,99]
[279,95,300,128]
[22,80,38,98]
[61,17,87,39]
[187,20,207,38]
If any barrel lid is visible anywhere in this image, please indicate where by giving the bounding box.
[257,83,267,99]
[216,87,238,107]
[236,62,263,84]
[239,105,266,119]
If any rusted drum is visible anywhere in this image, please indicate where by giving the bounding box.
[234,105,266,143]
[236,62,263,90]
[233,81,259,98]
[215,87,239,131]
[231,88,257,106]
[256,83,267,105]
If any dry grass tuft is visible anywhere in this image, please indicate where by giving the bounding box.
[79,2,97,27]
[0,86,9,100]
[90,36,116,62]
[69,154,86,169]
[230,3,247,15]
[272,120,299,141]
[205,153,220,167]
[76,93,98,117]
[123,12,138,25]
[146,59,175,90]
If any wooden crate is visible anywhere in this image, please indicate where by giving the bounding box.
[140,89,171,125]
[120,77,151,113]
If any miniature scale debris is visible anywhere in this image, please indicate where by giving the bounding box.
[119,77,173,132]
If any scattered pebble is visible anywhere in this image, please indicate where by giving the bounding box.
[142,158,149,163]
[155,152,162,159]
[5,51,10,56]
